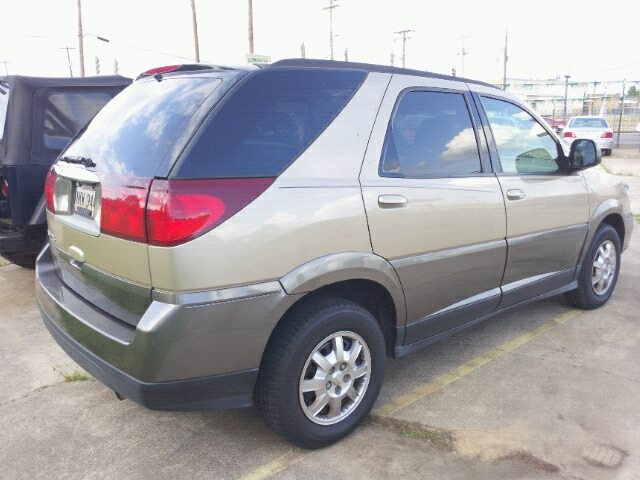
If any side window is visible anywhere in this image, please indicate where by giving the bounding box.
[481,96,561,174]
[380,91,482,178]
[175,68,366,179]
[43,90,114,150]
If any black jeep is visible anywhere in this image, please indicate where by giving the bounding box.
[0,75,131,267]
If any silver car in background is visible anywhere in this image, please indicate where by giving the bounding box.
[563,115,614,156]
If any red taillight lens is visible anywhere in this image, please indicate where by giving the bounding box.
[601,132,613,138]
[146,178,275,247]
[1,179,8,198]
[44,169,57,211]
[564,131,576,138]
[99,174,152,243]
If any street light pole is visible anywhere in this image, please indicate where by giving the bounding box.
[248,0,254,54]
[563,75,570,122]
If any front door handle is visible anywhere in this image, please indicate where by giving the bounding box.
[506,189,526,201]
[378,194,408,208]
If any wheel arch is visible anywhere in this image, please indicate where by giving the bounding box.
[277,252,407,357]
[580,199,626,265]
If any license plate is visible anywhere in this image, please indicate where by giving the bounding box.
[74,184,96,219]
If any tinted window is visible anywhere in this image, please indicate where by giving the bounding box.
[0,82,8,149]
[569,117,608,128]
[174,68,366,179]
[63,77,222,177]
[380,91,481,178]
[43,90,114,150]
[481,97,561,174]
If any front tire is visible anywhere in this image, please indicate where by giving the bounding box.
[255,297,386,449]
[566,224,621,309]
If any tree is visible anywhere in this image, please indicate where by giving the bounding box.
[627,85,638,98]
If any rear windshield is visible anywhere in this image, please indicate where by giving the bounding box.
[570,118,608,128]
[62,77,222,177]
[173,68,367,179]
[0,82,9,149]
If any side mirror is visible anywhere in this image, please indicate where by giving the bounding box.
[567,139,600,170]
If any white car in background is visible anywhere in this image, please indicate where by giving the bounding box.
[563,116,614,156]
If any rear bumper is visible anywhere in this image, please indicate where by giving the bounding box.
[36,244,301,411]
[0,228,25,253]
[0,222,47,255]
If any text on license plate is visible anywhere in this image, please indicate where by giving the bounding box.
[74,184,96,219]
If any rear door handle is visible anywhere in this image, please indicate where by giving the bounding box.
[378,195,408,208]
[506,189,526,201]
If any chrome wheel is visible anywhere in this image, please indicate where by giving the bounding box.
[299,331,371,426]
[592,240,617,296]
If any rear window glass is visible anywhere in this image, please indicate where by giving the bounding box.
[43,90,115,150]
[62,77,222,177]
[173,68,367,179]
[0,82,9,149]
[569,117,608,128]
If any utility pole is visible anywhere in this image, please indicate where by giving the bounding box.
[190,0,200,62]
[457,35,470,77]
[390,52,395,67]
[323,0,339,60]
[301,42,306,58]
[503,31,508,90]
[616,79,626,147]
[60,47,75,77]
[248,0,254,54]
[563,75,571,122]
[114,59,119,74]
[394,29,414,68]
[1,61,11,75]
[344,48,348,62]
[77,0,85,77]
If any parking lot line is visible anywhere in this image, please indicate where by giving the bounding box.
[238,448,309,480]
[373,308,582,417]
[239,308,581,479]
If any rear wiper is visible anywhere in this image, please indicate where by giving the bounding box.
[59,156,96,168]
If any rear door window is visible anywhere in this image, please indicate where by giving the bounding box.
[173,68,367,179]
[380,90,482,177]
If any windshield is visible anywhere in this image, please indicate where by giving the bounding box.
[0,81,9,148]
[62,76,222,177]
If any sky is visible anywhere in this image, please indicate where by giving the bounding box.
[1,0,639,85]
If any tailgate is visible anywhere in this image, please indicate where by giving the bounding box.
[46,163,152,327]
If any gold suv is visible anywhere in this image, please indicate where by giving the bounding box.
[36,60,633,449]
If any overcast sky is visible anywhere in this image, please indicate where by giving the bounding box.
[1,0,639,85]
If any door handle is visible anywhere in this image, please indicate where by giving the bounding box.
[378,195,408,208]
[506,189,526,201]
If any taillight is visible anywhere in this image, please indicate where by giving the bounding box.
[146,178,275,247]
[44,169,57,211]
[601,132,613,138]
[1,179,8,198]
[99,174,152,243]
[564,131,576,138]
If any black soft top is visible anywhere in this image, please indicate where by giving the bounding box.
[270,58,498,90]
[1,75,132,166]
[0,74,131,90]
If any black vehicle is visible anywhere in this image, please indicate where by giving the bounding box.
[0,75,131,267]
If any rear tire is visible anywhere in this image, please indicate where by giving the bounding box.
[566,224,621,309]
[255,297,386,449]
